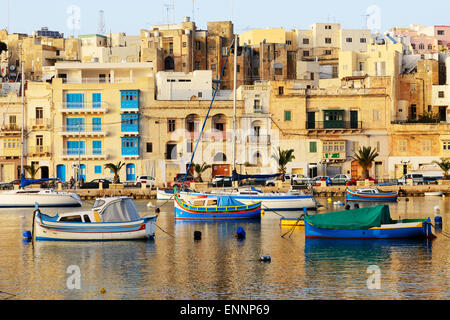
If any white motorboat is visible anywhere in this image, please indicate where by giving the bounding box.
[179,187,318,211]
[424,191,443,197]
[0,188,82,207]
[156,188,174,200]
[32,196,157,241]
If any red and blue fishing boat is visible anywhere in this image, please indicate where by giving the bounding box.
[304,205,436,240]
[174,187,261,220]
[346,188,398,202]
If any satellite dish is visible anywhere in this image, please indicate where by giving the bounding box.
[9,65,16,71]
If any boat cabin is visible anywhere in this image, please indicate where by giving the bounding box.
[356,188,382,194]
[55,197,142,223]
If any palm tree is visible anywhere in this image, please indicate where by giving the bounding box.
[104,161,126,184]
[23,163,41,179]
[433,158,450,180]
[193,162,211,182]
[353,146,379,180]
[272,147,295,180]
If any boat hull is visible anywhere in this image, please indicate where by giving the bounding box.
[0,193,81,207]
[174,195,261,220]
[34,214,157,241]
[156,188,174,200]
[346,189,398,202]
[304,220,435,240]
[179,191,317,211]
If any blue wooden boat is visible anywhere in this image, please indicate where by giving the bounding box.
[346,188,398,202]
[304,205,436,240]
[174,187,261,220]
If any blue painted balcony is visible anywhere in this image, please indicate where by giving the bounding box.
[121,90,139,112]
[121,137,139,158]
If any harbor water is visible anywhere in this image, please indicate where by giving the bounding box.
[0,196,449,300]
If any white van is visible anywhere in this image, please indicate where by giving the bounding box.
[397,174,424,185]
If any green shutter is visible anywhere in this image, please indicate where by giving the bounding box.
[310,141,317,153]
[284,110,292,121]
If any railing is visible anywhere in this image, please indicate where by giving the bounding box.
[62,149,107,158]
[60,102,109,112]
[61,77,136,84]
[306,121,363,130]
[61,125,106,135]
[247,135,271,144]
[1,124,21,132]
[30,118,51,128]
[28,146,50,155]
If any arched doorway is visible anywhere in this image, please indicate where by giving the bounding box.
[56,164,66,182]
[213,152,227,162]
[164,56,174,70]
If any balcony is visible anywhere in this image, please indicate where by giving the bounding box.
[62,77,136,84]
[0,124,21,136]
[247,135,271,145]
[28,146,51,157]
[30,118,51,130]
[60,102,109,114]
[61,148,108,160]
[306,121,363,133]
[60,124,107,137]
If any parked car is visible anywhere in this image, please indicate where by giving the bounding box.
[212,175,233,187]
[264,174,291,186]
[423,176,443,185]
[292,174,311,186]
[331,174,351,185]
[80,179,111,189]
[397,174,424,185]
[170,173,197,188]
[311,176,332,186]
[135,176,156,188]
[346,176,378,186]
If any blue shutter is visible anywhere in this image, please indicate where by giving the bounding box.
[92,93,101,108]
[92,118,101,132]
[67,93,85,109]
[93,141,102,155]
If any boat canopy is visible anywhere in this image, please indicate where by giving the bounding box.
[20,174,59,188]
[304,205,394,230]
[94,198,141,222]
[216,195,245,207]
[232,169,281,182]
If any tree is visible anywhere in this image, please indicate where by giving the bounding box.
[193,162,211,182]
[353,146,379,180]
[104,161,126,184]
[23,163,41,179]
[272,147,295,180]
[433,158,450,180]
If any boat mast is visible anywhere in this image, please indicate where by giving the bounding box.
[232,34,237,171]
[20,60,24,177]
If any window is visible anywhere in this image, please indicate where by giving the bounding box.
[286,40,292,45]
[360,38,367,43]
[303,50,310,57]
[443,141,450,150]
[325,38,332,44]
[359,62,364,71]
[93,141,102,155]
[324,50,332,55]
[428,44,433,50]
[182,42,187,48]
[275,68,282,75]
[438,91,445,98]
[325,25,332,30]
[92,93,101,108]
[309,141,317,153]
[195,41,201,50]
[254,99,262,112]
[35,107,43,120]
[278,86,284,95]
[284,110,292,121]
[146,142,153,153]
[419,43,425,50]
[194,61,200,70]
[303,38,310,45]
[398,140,408,152]
[95,166,102,174]
[422,140,431,152]
[437,30,445,36]
[346,37,352,43]
[168,119,176,132]
[187,141,193,153]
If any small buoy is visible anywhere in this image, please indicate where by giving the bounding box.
[155,208,160,214]
[194,231,202,240]
[327,198,332,203]
[260,255,271,262]
[147,201,155,208]
[261,210,265,216]
[22,231,32,241]
[235,227,246,240]
[100,288,106,294]
[434,205,440,214]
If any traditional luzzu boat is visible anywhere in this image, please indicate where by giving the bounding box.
[304,205,436,240]
[31,197,157,241]
[174,187,262,220]
[346,188,398,202]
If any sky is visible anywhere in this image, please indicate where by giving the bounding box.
[2,0,450,36]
